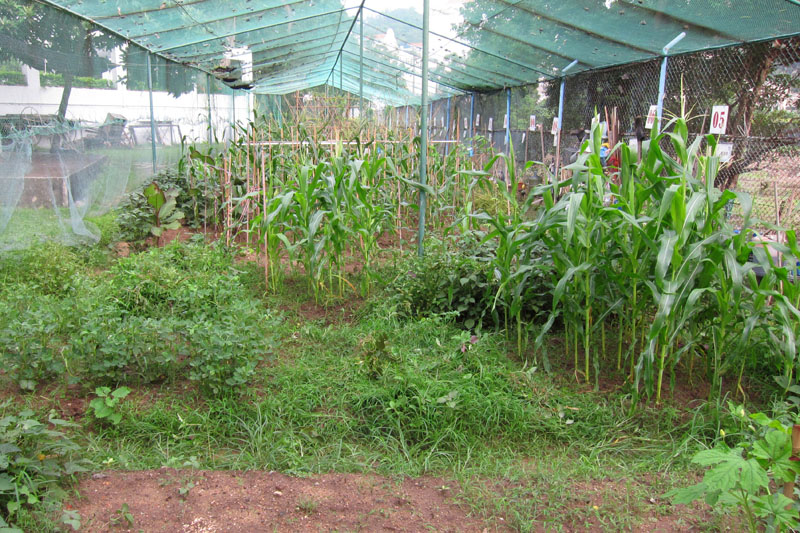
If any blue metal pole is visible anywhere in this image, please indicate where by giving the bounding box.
[656,32,686,131]
[557,60,579,135]
[405,105,409,127]
[417,0,429,257]
[146,52,157,173]
[555,59,578,186]
[505,88,511,154]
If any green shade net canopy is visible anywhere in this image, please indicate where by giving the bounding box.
[20,0,800,104]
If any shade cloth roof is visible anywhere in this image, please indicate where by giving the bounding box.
[39,0,800,105]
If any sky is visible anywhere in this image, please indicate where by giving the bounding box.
[342,0,465,38]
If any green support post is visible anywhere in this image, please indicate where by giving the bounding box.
[206,73,213,145]
[146,52,157,173]
[359,7,364,117]
[417,0,429,257]
[231,90,236,142]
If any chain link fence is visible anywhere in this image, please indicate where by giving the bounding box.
[404,37,800,232]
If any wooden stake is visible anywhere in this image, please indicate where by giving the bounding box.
[539,124,545,171]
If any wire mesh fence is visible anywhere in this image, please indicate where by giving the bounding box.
[414,37,800,232]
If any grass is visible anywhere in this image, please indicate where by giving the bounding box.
[0,238,756,531]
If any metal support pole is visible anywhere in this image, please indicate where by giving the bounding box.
[340,56,343,92]
[417,0,429,257]
[554,59,578,186]
[405,105,409,127]
[505,88,511,154]
[444,97,451,156]
[359,8,364,117]
[469,92,474,156]
[656,32,686,131]
[146,52,157,173]
[206,73,213,145]
[231,91,236,142]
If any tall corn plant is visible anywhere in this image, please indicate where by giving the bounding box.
[346,150,393,296]
[469,147,540,356]
[635,117,754,403]
[533,118,618,385]
[752,232,800,390]
[290,164,329,301]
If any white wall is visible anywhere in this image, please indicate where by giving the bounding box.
[0,69,251,144]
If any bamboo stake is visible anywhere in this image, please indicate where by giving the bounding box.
[246,126,251,246]
[262,150,268,290]
[226,155,232,246]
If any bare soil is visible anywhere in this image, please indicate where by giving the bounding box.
[70,469,717,532]
[72,470,503,532]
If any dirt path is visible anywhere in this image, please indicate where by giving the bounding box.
[72,470,502,532]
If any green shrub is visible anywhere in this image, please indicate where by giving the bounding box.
[0,403,86,531]
[380,241,551,330]
[0,242,86,297]
[668,402,800,532]
[0,291,71,390]
[0,241,278,396]
[40,72,113,89]
[380,246,496,329]
[116,169,209,242]
[72,242,276,393]
[0,70,25,86]
[186,304,270,396]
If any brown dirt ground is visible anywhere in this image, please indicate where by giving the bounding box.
[70,470,718,533]
[71,470,505,533]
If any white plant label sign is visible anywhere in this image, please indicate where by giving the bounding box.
[503,114,508,129]
[709,105,729,134]
[464,117,468,129]
[488,117,493,131]
[475,114,480,127]
[551,117,559,135]
[645,105,658,129]
[717,142,733,162]
[529,115,536,131]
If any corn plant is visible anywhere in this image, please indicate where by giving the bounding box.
[468,147,541,356]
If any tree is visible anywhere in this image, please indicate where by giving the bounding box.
[0,0,117,121]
